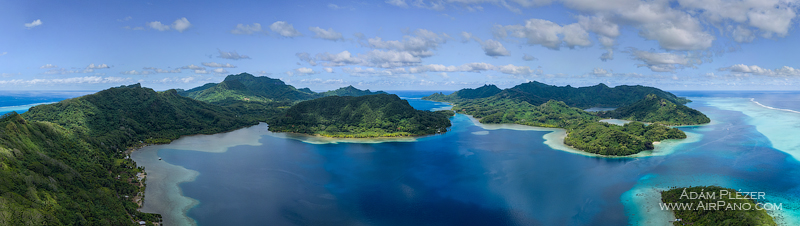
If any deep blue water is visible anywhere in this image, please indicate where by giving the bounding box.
[0,91,91,115]
[152,91,800,226]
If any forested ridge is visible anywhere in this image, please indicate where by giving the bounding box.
[423,82,701,156]
[268,94,453,138]
[424,81,690,109]
[599,94,710,125]
[0,84,257,225]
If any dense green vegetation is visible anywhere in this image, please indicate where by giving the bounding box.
[564,122,685,156]
[268,94,453,138]
[426,84,502,102]
[448,96,686,156]
[661,186,776,225]
[424,82,689,109]
[0,84,257,225]
[178,73,389,122]
[600,94,710,125]
[319,85,387,97]
[423,81,700,156]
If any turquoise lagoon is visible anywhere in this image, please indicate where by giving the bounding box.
[130,91,800,226]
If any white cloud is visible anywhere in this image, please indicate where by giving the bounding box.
[172,18,191,32]
[24,19,42,29]
[365,29,447,57]
[342,67,411,77]
[315,51,363,66]
[147,21,170,31]
[0,52,6,56]
[180,64,205,70]
[496,64,535,75]
[43,68,96,75]
[217,50,250,60]
[308,27,344,41]
[143,67,181,73]
[231,23,262,35]
[202,62,237,68]
[194,69,209,74]
[626,48,700,72]
[87,64,110,69]
[479,39,510,57]
[385,0,409,8]
[591,68,610,76]
[120,70,154,75]
[719,64,800,77]
[578,15,619,47]
[293,67,318,75]
[361,50,421,68]
[270,21,303,37]
[496,19,590,50]
[522,54,538,61]
[40,64,58,69]
[212,68,229,74]
[460,32,473,43]
[0,76,130,85]
[732,25,755,43]
[323,67,334,73]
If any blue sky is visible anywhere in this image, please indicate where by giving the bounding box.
[2,0,800,91]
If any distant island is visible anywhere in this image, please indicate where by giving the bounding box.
[267,94,453,138]
[661,186,776,225]
[423,82,709,156]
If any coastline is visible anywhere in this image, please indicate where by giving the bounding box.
[464,114,703,158]
[130,123,271,226]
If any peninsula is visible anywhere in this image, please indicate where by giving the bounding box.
[423,82,708,156]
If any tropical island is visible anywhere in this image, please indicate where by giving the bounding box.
[267,94,453,138]
[423,82,709,156]
[661,186,777,225]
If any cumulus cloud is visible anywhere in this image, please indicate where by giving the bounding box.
[212,68,229,74]
[231,23,262,35]
[217,50,250,60]
[719,64,800,77]
[40,64,58,69]
[142,67,181,73]
[292,67,319,75]
[147,21,170,31]
[120,70,154,75]
[625,48,701,72]
[194,70,209,74]
[307,50,424,68]
[202,62,237,68]
[323,67,334,73]
[385,0,409,8]
[495,18,591,50]
[296,52,317,66]
[522,54,538,61]
[342,67,411,77]
[460,32,473,43]
[172,18,191,32]
[24,19,42,29]
[365,29,447,57]
[180,64,205,70]
[87,64,110,69]
[479,39,510,57]
[309,27,344,41]
[591,68,610,76]
[270,21,303,37]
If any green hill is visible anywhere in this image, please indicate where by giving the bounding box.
[179,73,315,103]
[0,84,255,225]
[267,94,453,138]
[424,82,689,109]
[320,85,387,97]
[599,94,710,125]
[426,84,501,102]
